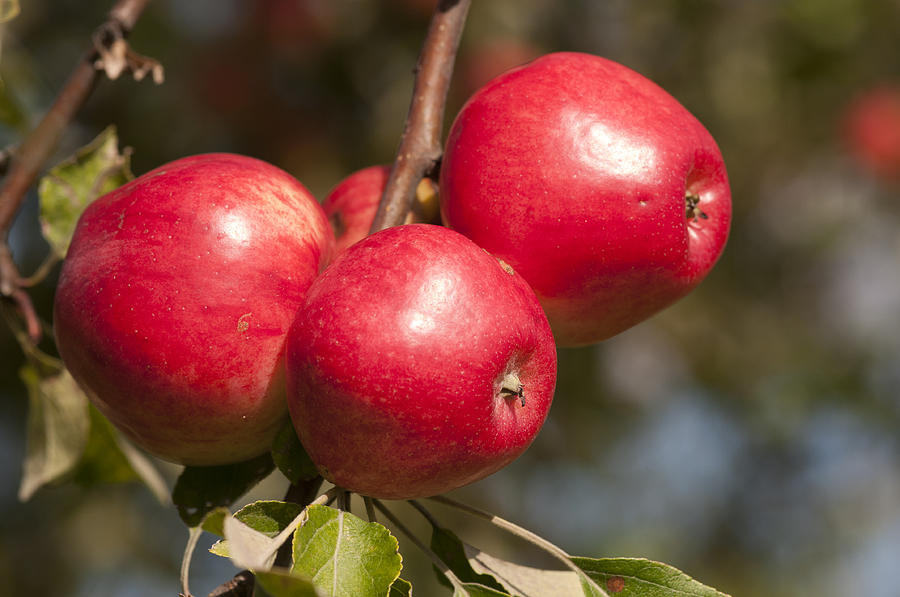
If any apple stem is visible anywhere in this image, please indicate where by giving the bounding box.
[364,496,378,523]
[499,371,526,406]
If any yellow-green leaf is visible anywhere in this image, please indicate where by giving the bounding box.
[38,125,133,257]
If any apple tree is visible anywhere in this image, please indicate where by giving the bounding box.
[1,1,740,596]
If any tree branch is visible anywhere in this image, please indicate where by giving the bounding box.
[368,0,471,233]
[0,0,155,342]
[205,570,254,597]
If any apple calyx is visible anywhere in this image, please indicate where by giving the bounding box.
[685,191,709,222]
[499,372,526,406]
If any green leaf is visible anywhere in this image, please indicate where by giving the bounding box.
[222,503,310,571]
[464,544,583,597]
[172,453,275,527]
[201,507,231,538]
[38,125,133,258]
[18,365,90,501]
[79,416,144,481]
[430,526,506,593]
[571,557,731,597]
[208,541,231,559]
[389,578,412,597]
[17,361,168,502]
[237,500,307,536]
[272,419,319,484]
[209,500,306,558]
[225,514,284,570]
[256,569,323,597]
[72,403,169,503]
[292,505,403,597]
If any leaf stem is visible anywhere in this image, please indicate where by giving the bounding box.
[426,495,610,597]
[17,253,61,288]
[407,498,442,528]
[180,526,203,597]
[368,0,471,233]
[275,476,323,567]
[339,489,352,512]
[364,496,377,523]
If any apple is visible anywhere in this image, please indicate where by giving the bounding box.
[322,164,440,255]
[285,224,556,499]
[440,52,732,346]
[53,153,333,466]
[843,84,900,180]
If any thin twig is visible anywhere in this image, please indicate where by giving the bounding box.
[368,0,471,233]
[0,0,154,342]
[426,495,611,597]
[17,253,61,288]
[372,499,468,592]
[407,498,442,528]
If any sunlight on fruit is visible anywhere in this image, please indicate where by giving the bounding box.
[3,1,900,597]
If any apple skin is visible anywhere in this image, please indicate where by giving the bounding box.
[285,224,557,499]
[322,164,440,255]
[843,85,900,180]
[440,52,732,346]
[322,165,390,255]
[53,153,333,466]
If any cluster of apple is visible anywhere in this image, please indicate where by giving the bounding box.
[53,52,731,499]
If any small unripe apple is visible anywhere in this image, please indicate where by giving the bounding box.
[54,153,333,466]
[843,84,900,180]
[440,52,732,346]
[285,224,556,499]
[322,164,440,255]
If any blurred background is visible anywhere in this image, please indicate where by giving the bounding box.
[2,0,900,595]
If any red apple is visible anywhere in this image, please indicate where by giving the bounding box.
[322,164,440,255]
[285,224,556,499]
[53,153,333,466]
[440,52,732,346]
[843,84,900,180]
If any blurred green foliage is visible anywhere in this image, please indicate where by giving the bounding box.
[1,1,900,596]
